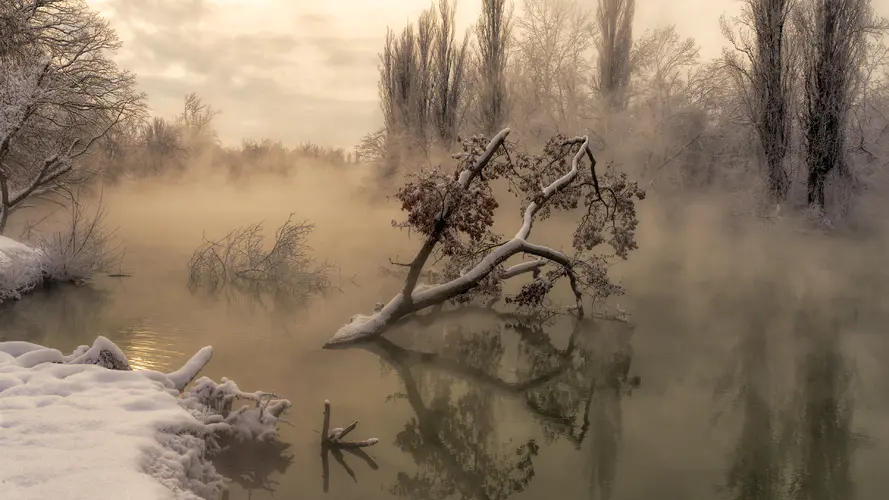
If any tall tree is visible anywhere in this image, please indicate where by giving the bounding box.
[431,0,470,149]
[375,0,470,169]
[722,0,796,204]
[595,0,635,113]
[379,24,424,157]
[474,0,514,135]
[513,0,596,139]
[796,0,886,210]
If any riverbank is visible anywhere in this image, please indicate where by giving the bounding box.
[0,336,291,499]
[0,235,43,303]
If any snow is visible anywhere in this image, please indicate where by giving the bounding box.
[325,293,405,347]
[499,259,546,280]
[0,235,42,302]
[0,337,291,500]
[456,127,512,186]
[516,135,587,240]
[165,347,214,392]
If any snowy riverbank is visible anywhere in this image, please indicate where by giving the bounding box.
[0,337,291,499]
[0,235,43,303]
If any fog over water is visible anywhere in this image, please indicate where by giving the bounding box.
[3,162,889,499]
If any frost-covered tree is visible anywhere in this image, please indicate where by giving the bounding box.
[142,117,185,174]
[0,0,143,233]
[176,92,219,153]
[376,0,470,169]
[721,0,796,204]
[431,0,470,149]
[379,24,425,159]
[512,0,596,140]
[630,26,709,186]
[595,0,635,112]
[474,0,514,135]
[795,0,886,210]
[325,128,645,346]
[848,40,889,173]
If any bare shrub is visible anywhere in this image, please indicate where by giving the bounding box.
[29,194,119,283]
[187,215,332,302]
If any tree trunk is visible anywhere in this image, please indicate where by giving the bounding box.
[0,170,10,234]
[807,163,827,211]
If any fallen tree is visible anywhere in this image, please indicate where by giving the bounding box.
[325,128,645,347]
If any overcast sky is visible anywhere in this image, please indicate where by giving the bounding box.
[83,0,888,149]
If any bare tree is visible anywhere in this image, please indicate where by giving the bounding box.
[177,92,219,152]
[377,1,471,168]
[795,0,886,211]
[513,0,596,139]
[142,117,185,174]
[474,0,514,135]
[631,26,708,186]
[431,0,470,149]
[379,24,423,162]
[0,0,143,234]
[721,0,796,204]
[847,40,889,174]
[595,0,635,113]
[324,128,645,347]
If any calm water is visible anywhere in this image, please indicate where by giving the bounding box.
[2,171,888,500]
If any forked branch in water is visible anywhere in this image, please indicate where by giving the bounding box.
[319,399,379,493]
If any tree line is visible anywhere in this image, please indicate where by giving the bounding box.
[1,0,887,236]
[365,0,888,216]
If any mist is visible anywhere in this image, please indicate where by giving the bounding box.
[3,0,889,499]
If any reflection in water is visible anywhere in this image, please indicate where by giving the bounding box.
[0,283,110,345]
[360,312,639,500]
[788,316,854,500]
[721,319,784,500]
[186,270,334,316]
[720,304,861,500]
[215,438,295,500]
[119,323,191,371]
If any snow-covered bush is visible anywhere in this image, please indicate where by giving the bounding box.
[28,196,118,283]
[0,234,42,302]
[0,336,292,499]
[0,196,118,304]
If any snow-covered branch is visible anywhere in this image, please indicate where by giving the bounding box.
[400,127,511,303]
[325,129,644,347]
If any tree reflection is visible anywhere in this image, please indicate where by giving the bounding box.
[720,321,784,500]
[359,310,639,500]
[787,319,854,500]
[719,304,861,500]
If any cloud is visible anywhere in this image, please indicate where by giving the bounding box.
[91,0,386,147]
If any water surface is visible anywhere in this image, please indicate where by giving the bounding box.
[2,171,888,500]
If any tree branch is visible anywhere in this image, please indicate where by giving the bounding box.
[324,130,595,347]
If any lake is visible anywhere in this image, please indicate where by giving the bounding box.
[2,166,888,500]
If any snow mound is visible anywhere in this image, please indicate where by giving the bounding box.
[0,337,292,500]
[0,235,42,302]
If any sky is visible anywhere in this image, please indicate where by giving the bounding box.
[83,0,888,149]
